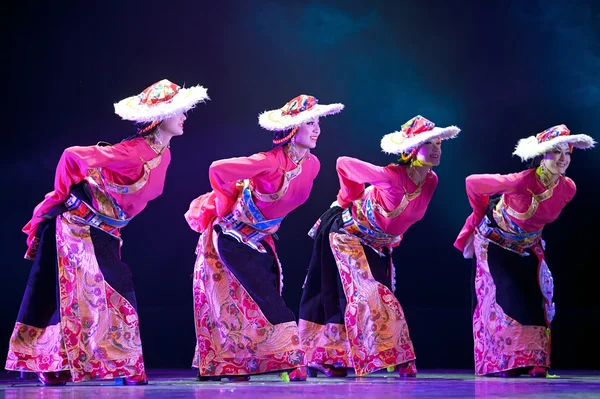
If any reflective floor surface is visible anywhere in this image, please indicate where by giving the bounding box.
[1,369,599,399]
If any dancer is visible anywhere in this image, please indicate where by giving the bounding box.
[454,124,595,377]
[298,116,460,377]
[185,94,343,382]
[6,79,208,385]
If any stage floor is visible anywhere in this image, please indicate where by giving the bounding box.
[1,369,599,398]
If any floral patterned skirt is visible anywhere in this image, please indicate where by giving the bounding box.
[471,232,553,375]
[298,206,415,376]
[192,222,305,377]
[6,215,145,382]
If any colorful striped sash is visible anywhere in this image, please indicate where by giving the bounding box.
[218,180,284,253]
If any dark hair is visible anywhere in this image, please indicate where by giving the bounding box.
[396,153,412,166]
[527,155,543,169]
[272,128,297,149]
[121,121,161,142]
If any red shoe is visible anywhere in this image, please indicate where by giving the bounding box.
[37,371,71,386]
[124,371,148,385]
[288,367,307,381]
[398,361,417,377]
[529,366,547,378]
[308,363,348,378]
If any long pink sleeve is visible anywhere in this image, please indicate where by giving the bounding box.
[335,158,438,236]
[187,148,319,233]
[466,173,525,218]
[336,156,395,208]
[54,145,134,194]
[454,171,533,252]
[23,142,142,247]
[209,152,277,217]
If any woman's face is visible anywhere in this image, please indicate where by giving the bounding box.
[160,112,187,137]
[543,142,571,175]
[415,138,442,166]
[294,117,321,150]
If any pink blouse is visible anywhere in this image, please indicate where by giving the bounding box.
[186,146,320,232]
[23,137,171,249]
[454,168,576,252]
[336,156,438,236]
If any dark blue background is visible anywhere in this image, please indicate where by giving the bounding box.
[3,0,599,370]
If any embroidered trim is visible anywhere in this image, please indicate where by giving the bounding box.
[250,163,303,202]
[64,194,131,237]
[218,180,284,253]
[87,135,164,196]
[284,141,309,165]
[476,215,541,255]
[339,203,401,255]
[370,168,427,219]
[497,177,558,221]
[536,247,556,324]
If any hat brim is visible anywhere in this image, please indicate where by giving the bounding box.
[380,126,461,154]
[513,134,596,161]
[114,85,209,123]
[258,103,344,131]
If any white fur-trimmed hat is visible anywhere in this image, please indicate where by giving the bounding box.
[258,94,343,132]
[381,115,460,155]
[114,79,209,123]
[513,124,595,161]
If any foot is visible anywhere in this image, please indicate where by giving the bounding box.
[495,369,519,378]
[308,363,347,378]
[124,371,148,385]
[196,373,222,382]
[398,361,417,377]
[288,367,307,381]
[58,370,72,383]
[529,366,547,378]
[226,375,250,382]
[37,371,71,386]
